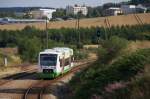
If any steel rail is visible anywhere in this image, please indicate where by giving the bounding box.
[23,58,96,99]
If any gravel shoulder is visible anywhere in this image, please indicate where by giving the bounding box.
[0,64,38,79]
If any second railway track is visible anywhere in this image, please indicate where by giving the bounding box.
[0,69,38,86]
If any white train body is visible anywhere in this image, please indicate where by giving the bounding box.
[38,47,73,78]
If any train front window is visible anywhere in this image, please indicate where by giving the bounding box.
[40,54,57,66]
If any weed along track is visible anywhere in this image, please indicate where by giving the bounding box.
[22,59,96,99]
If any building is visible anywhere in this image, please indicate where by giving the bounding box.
[136,4,147,13]
[15,12,26,17]
[30,8,56,20]
[0,17,46,24]
[66,5,88,16]
[121,5,137,14]
[103,7,123,16]
[121,5,147,14]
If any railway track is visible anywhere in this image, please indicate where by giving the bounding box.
[0,68,37,86]
[22,58,96,99]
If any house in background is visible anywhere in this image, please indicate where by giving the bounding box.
[66,4,88,16]
[103,4,147,17]
[30,8,56,20]
[121,4,147,14]
[103,7,123,16]
[121,5,137,14]
[14,12,26,17]
[136,4,147,13]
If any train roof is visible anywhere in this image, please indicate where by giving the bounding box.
[39,47,73,56]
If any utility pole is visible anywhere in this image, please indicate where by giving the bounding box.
[4,55,7,67]
[77,15,80,44]
[46,17,48,49]
[75,11,82,49]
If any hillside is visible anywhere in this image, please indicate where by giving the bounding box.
[68,39,150,99]
[0,13,150,30]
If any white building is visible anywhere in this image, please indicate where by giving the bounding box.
[30,8,56,20]
[66,5,88,16]
[121,5,137,14]
[136,4,147,13]
[121,5,147,14]
[15,12,26,17]
[103,7,123,16]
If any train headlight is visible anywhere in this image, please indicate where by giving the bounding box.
[43,69,54,73]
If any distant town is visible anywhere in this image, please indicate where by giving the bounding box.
[0,0,150,24]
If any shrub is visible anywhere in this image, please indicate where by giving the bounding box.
[70,48,150,99]
[103,75,150,99]
[74,50,88,60]
[18,37,41,62]
[98,36,128,64]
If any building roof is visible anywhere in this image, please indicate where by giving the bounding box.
[108,7,121,10]
[121,5,136,8]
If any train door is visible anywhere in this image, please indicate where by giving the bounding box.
[59,57,65,74]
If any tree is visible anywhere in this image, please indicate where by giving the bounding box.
[130,0,150,4]
[52,8,66,18]
[98,36,128,64]
[87,6,103,17]
[18,37,41,62]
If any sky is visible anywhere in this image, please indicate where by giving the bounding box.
[0,0,128,8]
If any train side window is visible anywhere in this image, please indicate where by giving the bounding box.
[71,56,74,62]
[65,58,70,66]
[60,59,63,67]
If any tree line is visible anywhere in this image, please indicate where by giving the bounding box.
[130,0,150,5]
[0,24,150,62]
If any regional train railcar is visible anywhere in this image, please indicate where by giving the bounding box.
[38,47,74,78]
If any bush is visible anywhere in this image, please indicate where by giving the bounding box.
[104,75,150,99]
[76,42,83,49]
[70,48,150,99]
[74,50,88,60]
[18,37,41,62]
[98,36,128,64]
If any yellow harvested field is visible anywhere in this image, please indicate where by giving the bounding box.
[138,13,150,24]
[0,13,150,30]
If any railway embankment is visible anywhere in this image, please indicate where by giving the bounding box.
[66,39,150,99]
